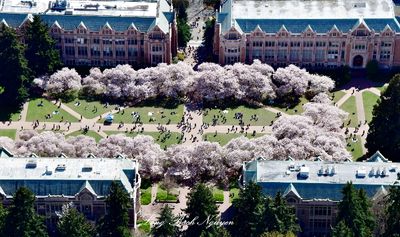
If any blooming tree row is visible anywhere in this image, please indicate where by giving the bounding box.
[33,61,334,104]
[0,95,350,184]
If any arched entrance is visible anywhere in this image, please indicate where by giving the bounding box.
[353,55,363,67]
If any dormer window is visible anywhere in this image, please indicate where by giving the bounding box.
[356,30,367,36]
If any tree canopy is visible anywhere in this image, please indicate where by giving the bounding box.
[57,204,94,237]
[24,15,61,77]
[97,181,131,237]
[384,186,400,237]
[366,74,400,161]
[3,187,48,237]
[152,205,179,237]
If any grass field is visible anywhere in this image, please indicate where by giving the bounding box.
[156,186,178,202]
[140,187,152,205]
[362,91,380,123]
[339,96,358,127]
[66,99,115,119]
[137,220,151,233]
[0,129,17,139]
[27,99,78,122]
[212,188,224,202]
[104,131,182,148]
[203,106,277,126]
[230,188,240,202]
[203,133,265,146]
[99,104,184,125]
[66,130,103,142]
[274,96,309,115]
[346,135,364,160]
[329,90,347,103]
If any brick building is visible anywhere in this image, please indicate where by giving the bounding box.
[241,151,398,237]
[215,0,400,69]
[0,148,141,231]
[0,0,177,67]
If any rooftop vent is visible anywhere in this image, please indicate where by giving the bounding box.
[357,167,367,178]
[390,165,397,172]
[318,166,324,175]
[26,160,37,169]
[299,166,310,178]
[55,164,66,171]
[381,168,388,177]
[353,2,366,8]
[82,165,93,172]
[330,166,336,175]
[45,166,52,175]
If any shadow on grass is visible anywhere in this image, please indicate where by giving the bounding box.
[0,106,22,122]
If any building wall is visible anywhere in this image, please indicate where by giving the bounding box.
[216,24,400,69]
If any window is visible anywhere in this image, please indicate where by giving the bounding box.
[302,49,312,61]
[290,49,299,61]
[76,37,87,44]
[81,205,92,216]
[116,47,125,57]
[381,42,392,47]
[228,33,238,40]
[354,44,366,50]
[77,46,87,56]
[303,41,313,47]
[252,49,262,60]
[128,39,137,45]
[64,38,74,44]
[226,48,239,53]
[315,49,325,61]
[265,41,275,47]
[92,38,100,44]
[65,46,75,56]
[327,49,339,59]
[278,41,288,47]
[115,38,125,45]
[265,49,274,60]
[91,46,100,57]
[356,30,367,36]
[316,41,326,47]
[102,38,112,45]
[290,41,301,47]
[253,41,263,47]
[329,42,339,47]
[103,46,113,57]
[380,50,391,60]
[128,48,138,57]
[277,49,287,61]
[225,56,239,64]
[152,54,163,65]
[152,45,162,52]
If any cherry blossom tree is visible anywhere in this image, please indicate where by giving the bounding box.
[37,68,82,100]
[0,136,16,153]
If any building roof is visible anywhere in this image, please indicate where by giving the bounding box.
[228,18,400,34]
[243,153,400,201]
[0,0,174,33]
[0,156,138,198]
[228,0,395,20]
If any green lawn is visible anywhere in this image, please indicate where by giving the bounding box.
[274,96,309,115]
[0,129,17,139]
[137,220,151,233]
[99,104,184,125]
[346,136,364,160]
[203,133,265,146]
[203,106,277,126]
[230,188,240,202]
[65,99,115,119]
[66,130,103,142]
[377,84,388,93]
[339,96,358,127]
[212,188,224,203]
[140,187,152,205]
[104,131,182,149]
[26,99,78,122]
[329,90,347,103]
[156,186,178,202]
[362,91,380,123]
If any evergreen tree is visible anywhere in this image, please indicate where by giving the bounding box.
[366,74,400,161]
[201,18,216,62]
[0,203,7,236]
[3,187,48,237]
[332,221,354,237]
[232,182,266,237]
[184,183,223,237]
[25,15,61,77]
[57,205,93,237]
[384,186,400,237]
[334,182,374,237]
[177,18,191,48]
[270,192,300,234]
[260,231,296,237]
[97,182,131,237]
[152,205,179,237]
[0,25,30,111]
